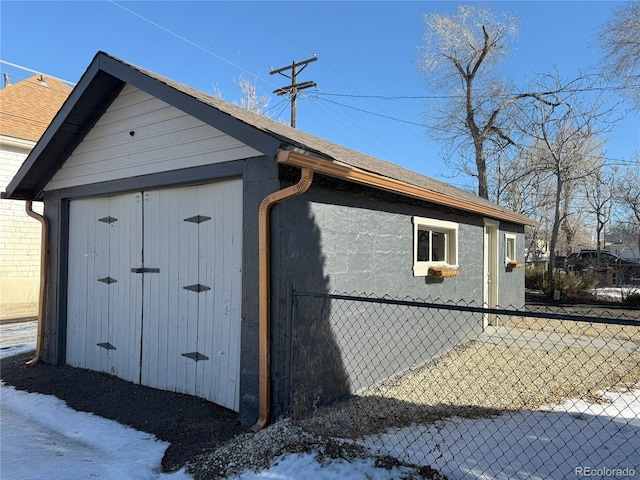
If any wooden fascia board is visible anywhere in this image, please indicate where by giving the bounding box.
[277,150,540,227]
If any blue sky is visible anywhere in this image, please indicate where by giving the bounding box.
[1,1,638,189]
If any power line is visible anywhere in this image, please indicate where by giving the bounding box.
[0,61,76,87]
[107,0,280,91]
[319,83,640,101]
[313,94,638,165]
[315,96,427,127]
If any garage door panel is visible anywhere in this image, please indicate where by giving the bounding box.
[67,194,143,380]
[108,193,143,382]
[199,180,242,409]
[68,180,241,412]
[182,186,202,395]
[141,189,192,393]
[94,200,111,375]
[140,190,161,389]
[68,197,113,372]
[194,184,218,402]
[219,180,243,409]
[96,197,115,375]
[67,199,92,369]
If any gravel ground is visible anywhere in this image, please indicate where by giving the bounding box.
[186,418,446,480]
[297,335,640,439]
[503,315,640,343]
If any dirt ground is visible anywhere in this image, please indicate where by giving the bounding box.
[0,352,249,472]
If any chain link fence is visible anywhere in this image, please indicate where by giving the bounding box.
[289,291,640,479]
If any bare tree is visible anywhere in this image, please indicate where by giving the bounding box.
[419,5,560,200]
[598,1,640,109]
[520,72,615,293]
[558,180,591,255]
[211,75,271,115]
[615,161,640,256]
[420,5,517,199]
[234,75,270,115]
[584,164,617,258]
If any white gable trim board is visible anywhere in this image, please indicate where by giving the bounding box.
[66,180,243,411]
[45,85,261,191]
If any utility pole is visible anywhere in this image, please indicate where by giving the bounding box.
[270,55,317,128]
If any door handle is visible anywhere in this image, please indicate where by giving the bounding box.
[131,268,160,273]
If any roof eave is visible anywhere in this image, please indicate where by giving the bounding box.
[277,150,540,227]
[4,55,122,200]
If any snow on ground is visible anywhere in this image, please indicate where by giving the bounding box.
[2,321,639,479]
[593,286,640,302]
[1,383,192,480]
[0,319,37,351]
[363,387,640,480]
[228,453,420,480]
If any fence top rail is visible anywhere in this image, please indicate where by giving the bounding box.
[292,290,640,326]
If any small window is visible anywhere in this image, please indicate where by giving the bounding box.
[505,234,516,263]
[505,233,521,268]
[413,217,458,276]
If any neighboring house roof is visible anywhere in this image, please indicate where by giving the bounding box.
[0,74,72,142]
[4,51,537,226]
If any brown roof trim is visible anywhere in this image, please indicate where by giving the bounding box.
[277,150,541,227]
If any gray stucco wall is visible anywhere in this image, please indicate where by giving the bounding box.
[42,189,67,365]
[238,156,279,425]
[272,173,487,302]
[269,172,527,418]
[497,222,526,308]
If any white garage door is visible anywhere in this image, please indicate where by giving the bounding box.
[66,180,243,411]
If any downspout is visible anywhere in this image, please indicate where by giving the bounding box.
[25,200,48,367]
[252,166,314,432]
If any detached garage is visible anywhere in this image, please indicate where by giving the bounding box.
[4,52,536,427]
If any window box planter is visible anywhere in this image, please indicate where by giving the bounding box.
[428,266,460,278]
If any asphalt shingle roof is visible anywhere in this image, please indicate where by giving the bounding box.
[0,75,72,142]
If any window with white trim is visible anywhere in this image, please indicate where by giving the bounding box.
[412,217,459,276]
[505,233,517,265]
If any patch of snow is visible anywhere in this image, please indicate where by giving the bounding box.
[0,319,37,356]
[228,453,418,480]
[592,286,639,302]
[1,382,191,479]
[363,386,640,480]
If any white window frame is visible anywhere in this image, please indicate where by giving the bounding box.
[412,217,459,276]
[505,233,517,265]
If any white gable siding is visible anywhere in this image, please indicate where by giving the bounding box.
[45,85,260,191]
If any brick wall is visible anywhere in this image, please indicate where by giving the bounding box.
[0,143,42,319]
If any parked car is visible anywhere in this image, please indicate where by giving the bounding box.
[565,250,640,284]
